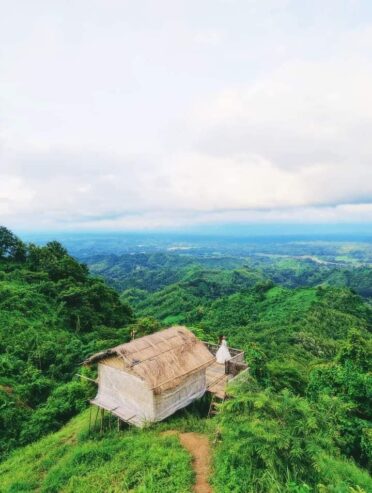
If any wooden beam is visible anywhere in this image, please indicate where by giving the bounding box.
[75,374,98,383]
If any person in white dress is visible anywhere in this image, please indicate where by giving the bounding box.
[216,336,231,364]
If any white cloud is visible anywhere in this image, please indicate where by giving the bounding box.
[0,175,35,216]
[0,1,372,230]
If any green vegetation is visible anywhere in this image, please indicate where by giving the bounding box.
[0,410,193,493]
[0,227,371,492]
[210,324,372,492]
[213,381,372,493]
[247,256,372,299]
[87,249,372,301]
[125,267,264,325]
[88,251,250,293]
[131,274,372,489]
[0,228,133,458]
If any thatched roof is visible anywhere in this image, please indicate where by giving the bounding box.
[84,326,214,393]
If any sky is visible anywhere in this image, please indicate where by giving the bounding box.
[1,0,372,232]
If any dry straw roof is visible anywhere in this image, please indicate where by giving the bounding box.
[84,326,214,393]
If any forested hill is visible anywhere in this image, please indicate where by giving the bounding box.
[0,227,371,492]
[0,227,134,459]
[87,250,372,299]
[86,251,250,292]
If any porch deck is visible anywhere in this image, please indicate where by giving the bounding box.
[203,342,248,399]
[205,362,232,399]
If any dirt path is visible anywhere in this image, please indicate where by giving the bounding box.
[162,431,212,493]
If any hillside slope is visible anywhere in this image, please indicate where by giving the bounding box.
[0,410,194,493]
[1,385,371,493]
[0,229,133,459]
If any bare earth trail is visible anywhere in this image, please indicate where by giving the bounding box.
[162,431,213,493]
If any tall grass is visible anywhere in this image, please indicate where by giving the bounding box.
[0,410,194,493]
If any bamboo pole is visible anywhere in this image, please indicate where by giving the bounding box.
[93,405,100,431]
[100,408,104,434]
[75,374,98,383]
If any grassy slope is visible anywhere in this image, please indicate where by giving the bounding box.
[0,409,195,493]
[1,397,371,493]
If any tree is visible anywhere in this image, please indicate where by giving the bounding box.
[0,226,26,261]
[337,328,371,372]
[307,329,372,466]
[129,317,160,339]
[27,241,88,281]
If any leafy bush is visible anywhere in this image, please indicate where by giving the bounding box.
[213,380,372,492]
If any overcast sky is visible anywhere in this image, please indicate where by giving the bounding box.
[1,0,372,231]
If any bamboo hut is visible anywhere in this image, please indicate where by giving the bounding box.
[84,326,215,426]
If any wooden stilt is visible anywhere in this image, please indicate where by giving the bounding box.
[88,405,92,434]
[93,405,100,431]
[100,408,104,434]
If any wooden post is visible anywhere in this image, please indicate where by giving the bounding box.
[100,408,104,434]
[93,405,100,431]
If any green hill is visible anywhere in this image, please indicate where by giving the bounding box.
[0,227,133,459]
[124,267,267,324]
[0,227,371,492]
[86,250,372,301]
[87,252,246,292]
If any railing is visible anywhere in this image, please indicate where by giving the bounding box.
[203,341,248,377]
[225,353,248,377]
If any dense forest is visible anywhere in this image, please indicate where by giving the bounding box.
[0,227,371,492]
[87,250,372,299]
[0,227,134,458]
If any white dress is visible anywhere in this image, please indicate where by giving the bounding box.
[216,339,231,364]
